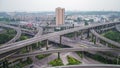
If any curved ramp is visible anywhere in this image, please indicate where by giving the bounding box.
[35,26,43,37]
[90,29,120,48]
[115,25,120,32]
[0,23,21,44]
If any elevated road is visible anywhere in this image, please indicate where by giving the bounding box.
[47,64,120,68]
[0,23,21,44]
[21,26,43,36]
[0,22,120,55]
[10,47,119,59]
[0,25,43,60]
[49,36,82,48]
[40,24,74,28]
[100,26,115,31]
[90,29,120,48]
[21,28,36,36]
[115,25,120,32]
[34,26,43,37]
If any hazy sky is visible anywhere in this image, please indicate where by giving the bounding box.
[0,0,120,12]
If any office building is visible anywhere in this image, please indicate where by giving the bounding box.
[56,7,65,25]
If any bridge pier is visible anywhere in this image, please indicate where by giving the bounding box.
[2,59,8,68]
[97,38,100,44]
[95,37,100,45]
[105,43,108,47]
[57,35,62,59]
[92,36,96,44]
[29,45,32,52]
[87,29,90,38]
[36,42,39,49]
[72,24,75,28]
[26,45,32,52]
[74,31,78,40]
[26,46,30,52]
[91,34,93,42]
[46,39,49,50]
[80,31,83,40]
[58,52,60,59]
[60,35,62,47]
[39,42,41,49]
[36,42,42,49]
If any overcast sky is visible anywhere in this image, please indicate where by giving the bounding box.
[0,0,120,12]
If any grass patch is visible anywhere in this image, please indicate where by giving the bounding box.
[103,30,120,43]
[102,30,120,48]
[67,56,81,65]
[19,47,28,54]
[85,52,120,64]
[35,54,50,60]
[48,58,64,66]
[0,29,15,44]
[76,52,83,58]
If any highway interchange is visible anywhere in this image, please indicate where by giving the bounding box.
[0,22,120,55]
[0,22,120,68]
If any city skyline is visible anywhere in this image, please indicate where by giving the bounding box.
[0,0,120,12]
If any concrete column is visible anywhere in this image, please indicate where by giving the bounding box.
[105,43,108,47]
[54,27,55,31]
[87,29,90,38]
[80,31,83,40]
[46,40,49,50]
[74,31,77,40]
[58,52,60,59]
[36,42,39,48]
[97,38,100,43]
[91,34,94,42]
[29,46,32,52]
[95,37,100,44]
[26,46,32,52]
[39,42,41,49]
[72,24,74,28]
[3,59,8,68]
[92,36,96,44]
[60,35,62,47]
[26,46,29,52]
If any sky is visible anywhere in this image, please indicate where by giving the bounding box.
[0,0,120,12]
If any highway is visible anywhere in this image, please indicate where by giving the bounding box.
[9,35,116,60]
[90,29,120,48]
[47,64,120,68]
[100,26,115,31]
[21,26,43,36]
[40,24,74,28]
[21,28,36,36]
[115,25,120,32]
[9,47,119,59]
[0,23,21,44]
[49,36,104,48]
[41,36,120,62]
[34,26,43,37]
[49,36,83,48]
[0,22,120,56]
[0,25,43,60]
[0,22,120,68]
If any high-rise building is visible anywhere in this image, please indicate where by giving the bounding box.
[56,7,65,25]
